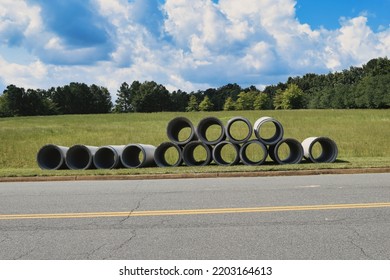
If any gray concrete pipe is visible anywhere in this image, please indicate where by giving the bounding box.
[269,138,303,164]
[121,144,156,168]
[225,116,253,144]
[212,141,240,166]
[66,145,98,170]
[154,142,183,167]
[182,141,212,166]
[301,137,338,163]
[239,140,268,166]
[37,144,69,170]
[253,116,284,145]
[167,117,197,146]
[196,116,226,145]
[93,145,125,169]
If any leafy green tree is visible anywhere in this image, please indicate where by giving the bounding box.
[114,82,133,113]
[186,95,199,112]
[235,91,257,110]
[170,90,189,112]
[0,94,12,117]
[282,84,306,109]
[273,89,284,110]
[199,95,214,111]
[223,96,236,111]
[131,81,171,112]
[254,92,272,110]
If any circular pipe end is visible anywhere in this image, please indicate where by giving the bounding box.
[302,137,338,163]
[167,117,197,145]
[121,144,156,168]
[94,146,120,169]
[269,138,303,164]
[254,116,284,145]
[66,145,96,170]
[182,141,212,166]
[239,140,268,166]
[154,142,183,167]
[37,144,68,170]
[197,117,226,145]
[225,116,253,144]
[212,141,240,166]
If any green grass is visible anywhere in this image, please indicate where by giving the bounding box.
[0,110,389,177]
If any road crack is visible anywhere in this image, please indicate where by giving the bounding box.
[103,229,137,260]
[345,225,371,259]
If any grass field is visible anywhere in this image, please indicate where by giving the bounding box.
[0,110,389,177]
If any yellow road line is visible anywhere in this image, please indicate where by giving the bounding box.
[1,202,390,220]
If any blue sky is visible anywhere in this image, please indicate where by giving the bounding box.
[0,0,389,95]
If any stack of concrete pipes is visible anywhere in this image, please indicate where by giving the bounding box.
[37,116,338,170]
[155,116,338,167]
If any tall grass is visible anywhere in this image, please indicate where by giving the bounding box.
[0,110,389,172]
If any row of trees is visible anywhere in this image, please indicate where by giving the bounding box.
[1,57,389,117]
[0,83,112,117]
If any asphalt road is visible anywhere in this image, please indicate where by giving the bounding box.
[0,173,389,260]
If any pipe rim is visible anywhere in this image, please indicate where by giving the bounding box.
[66,145,94,170]
[167,117,196,145]
[269,138,303,164]
[239,140,268,165]
[212,141,240,166]
[37,144,67,170]
[225,116,253,144]
[182,141,212,166]
[254,117,284,145]
[154,142,182,167]
[121,144,156,168]
[305,137,338,163]
[94,146,120,169]
[197,117,226,145]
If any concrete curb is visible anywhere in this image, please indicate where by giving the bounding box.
[1,167,389,183]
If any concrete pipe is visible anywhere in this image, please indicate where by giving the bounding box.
[167,117,197,146]
[121,144,156,168]
[253,116,284,145]
[239,140,268,166]
[212,141,240,166]
[225,116,253,144]
[93,145,125,169]
[66,145,98,170]
[154,142,183,167]
[37,144,68,170]
[301,137,338,163]
[182,141,212,166]
[269,138,303,164]
[196,116,226,145]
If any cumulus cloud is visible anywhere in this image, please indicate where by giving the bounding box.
[0,0,389,96]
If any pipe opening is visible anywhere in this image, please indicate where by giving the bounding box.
[121,144,156,168]
[212,141,240,166]
[239,140,268,166]
[269,138,303,164]
[306,137,338,163]
[167,117,197,145]
[154,142,182,167]
[254,117,284,145]
[66,145,95,170]
[182,141,212,166]
[121,146,143,168]
[37,145,67,170]
[94,147,120,169]
[197,117,225,145]
[226,117,253,144]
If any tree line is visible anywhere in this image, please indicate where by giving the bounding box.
[1,57,389,117]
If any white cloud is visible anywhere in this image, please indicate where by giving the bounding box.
[1,0,390,96]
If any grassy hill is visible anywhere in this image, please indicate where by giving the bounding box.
[0,109,389,177]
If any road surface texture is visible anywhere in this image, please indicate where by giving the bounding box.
[0,173,389,259]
